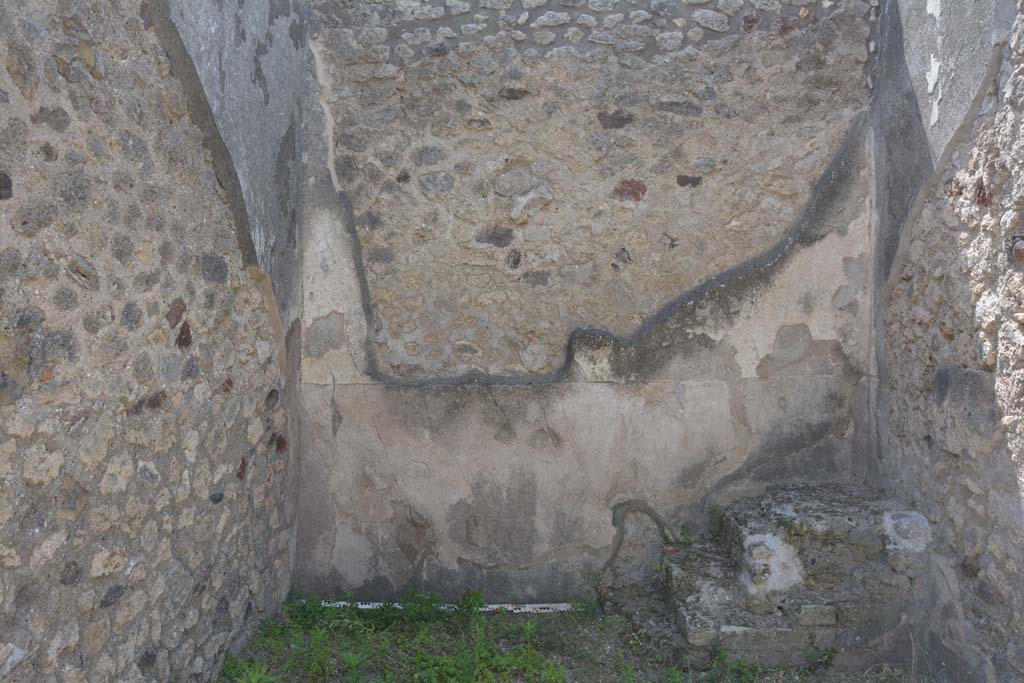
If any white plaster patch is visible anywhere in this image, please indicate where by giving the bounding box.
[882,511,932,553]
[331,524,375,586]
[927,54,943,127]
[926,0,941,19]
[926,55,940,94]
[740,533,804,596]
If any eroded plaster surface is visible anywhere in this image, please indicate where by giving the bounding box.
[166,0,309,323]
[292,0,881,600]
[896,0,1014,163]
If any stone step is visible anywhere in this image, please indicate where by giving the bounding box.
[710,484,932,592]
[668,543,839,668]
[665,485,934,670]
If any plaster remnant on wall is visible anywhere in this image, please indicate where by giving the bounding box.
[296,0,879,598]
[926,54,940,93]
[739,533,804,596]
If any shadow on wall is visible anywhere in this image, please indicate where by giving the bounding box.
[871,0,933,286]
[142,0,307,327]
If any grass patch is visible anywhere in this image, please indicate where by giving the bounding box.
[218,592,910,683]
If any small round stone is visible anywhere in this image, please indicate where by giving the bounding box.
[1012,240,1024,264]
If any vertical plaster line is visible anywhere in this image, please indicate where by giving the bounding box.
[483,384,506,418]
[329,368,341,437]
[719,347,752,482]
[539,403,558,446]
[420,392,437,434]
[309,39,341,195]
[245,266,288,374]
[308,38,379,379]
[865,137,882,471]
[483,384,515,443]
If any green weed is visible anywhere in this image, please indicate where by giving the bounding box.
[707,503,726,541]
[664,666,686,683]
[300,626,333,677]
[229,659,279,683]
[805,646,838,671]
[340,651,368,683]
[707,648,762,683]
[221,653,243,679]
[616,650,638,683]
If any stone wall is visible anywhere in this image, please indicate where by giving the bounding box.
[295,0,881,600]
[879,0,1023,680]
[0,0,296,680]
[309,0,871,378]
